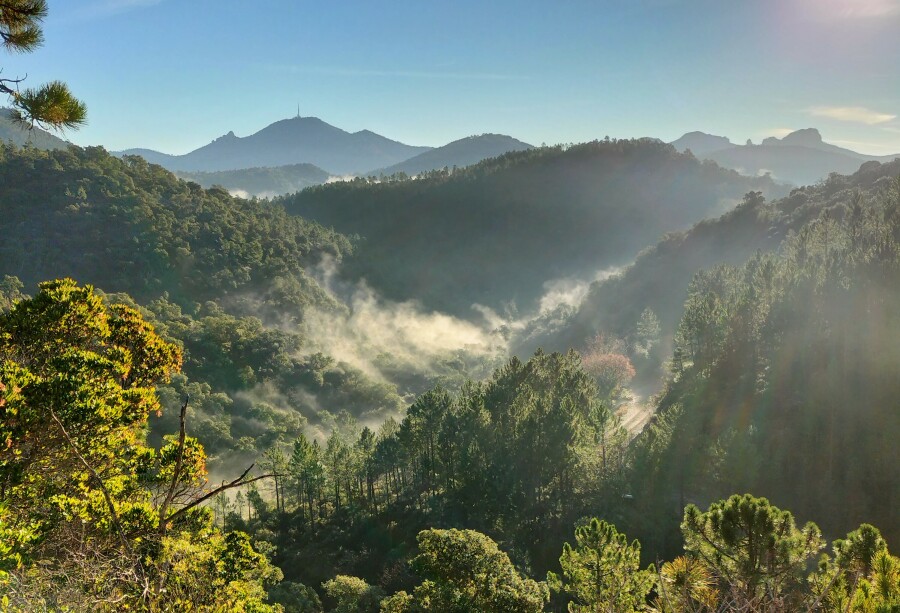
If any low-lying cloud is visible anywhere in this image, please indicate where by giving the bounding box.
[303,257,506,383]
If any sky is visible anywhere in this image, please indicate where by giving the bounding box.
[5,0,900,154]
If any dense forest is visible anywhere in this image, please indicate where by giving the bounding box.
[2,1,897,610]
[0,144,504,466]
[282,140,784,316]
[1,136,898,610]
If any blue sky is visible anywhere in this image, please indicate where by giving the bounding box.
[5,0,900,154]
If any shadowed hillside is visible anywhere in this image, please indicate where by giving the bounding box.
[283,139,785,317]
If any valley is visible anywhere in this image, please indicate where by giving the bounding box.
[1,1,898,609]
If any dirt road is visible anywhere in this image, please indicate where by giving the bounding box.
[616,394,654,439]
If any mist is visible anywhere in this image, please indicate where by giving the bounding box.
[302,256,507,385]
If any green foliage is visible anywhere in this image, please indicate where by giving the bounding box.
[681,494,823,609]
[398,528,549,613]
[269,580,324,612]
[652,556,718,612]
[549,518,655,612]
[283,139,780,316]
[810,524,900,613]
[0,1,86,129]
[244,349,630,597]
[0,276,25,312]
[322,575,383,612]
[0,280,283,610]
[0,143,350,314]
[630,177,900,546]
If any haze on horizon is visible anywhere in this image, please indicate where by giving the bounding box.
[5,0,900,155]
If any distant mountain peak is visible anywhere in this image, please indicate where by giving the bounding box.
[670,131,732,157]
[372,133,533,176]
[117,116,432,175]
[762,128,823,147]
[780,128,823,146]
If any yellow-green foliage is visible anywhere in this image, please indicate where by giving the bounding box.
[0,280,282,611]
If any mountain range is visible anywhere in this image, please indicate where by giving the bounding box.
[118,116,432,175]
[671,128,900,185]
[116,120,537,195]
[13,109,898,195]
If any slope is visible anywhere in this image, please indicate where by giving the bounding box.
[530,159,900,386]
[372,133,534,176]
[0,107,71,150]
[283,139,784,317]
[118,116,432,174]
[0,143,350,313]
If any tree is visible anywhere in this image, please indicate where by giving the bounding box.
[269,580,323,612]
[549,518,655,612]
[581,334,635,403]
[651,556,718,613]
[681,494,823,609]
[321,575,383,613]
[387,528,549,613]
[633,307,660,360]
[809,524,900,612]
[0,279,282,610]
[0,1,86,129]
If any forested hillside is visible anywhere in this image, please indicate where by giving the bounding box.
[3,0,898,609]
[2,141,898,611]
[283,139,784,316]
[634,172,900,543]
[528,159,900,386]
[0,143,497,464]
[0,144,350,314]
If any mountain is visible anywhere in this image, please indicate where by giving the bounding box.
[525,157,900,382]
[282,139,785,317]
[176,163,331,197]
[372,133,534,176]
[0,108,71,150]
[669,131,732,157]
[0,143,350,312]
[671,128,900,185]
[118,116,432,174]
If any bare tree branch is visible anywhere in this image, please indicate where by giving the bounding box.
[163,464,274,525]
[157,395,188,533]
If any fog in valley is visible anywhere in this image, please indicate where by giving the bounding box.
[1,1,898,611]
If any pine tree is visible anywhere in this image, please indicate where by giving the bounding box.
[0,1,86,129]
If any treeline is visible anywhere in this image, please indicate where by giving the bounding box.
[303,496,898,612]
[176,162,331,197]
